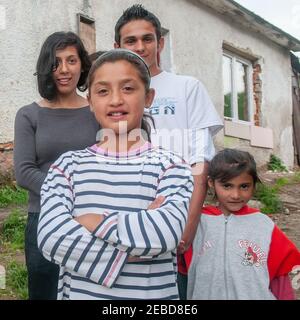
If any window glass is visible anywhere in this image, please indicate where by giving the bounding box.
[236,61,249,121]
[223,55,232,118]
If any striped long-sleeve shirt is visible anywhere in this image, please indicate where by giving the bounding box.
[37,142,193,300]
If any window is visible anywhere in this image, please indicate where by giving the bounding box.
[223,52,253,123]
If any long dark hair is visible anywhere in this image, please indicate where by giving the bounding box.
[88,49,154,141]
[36,31,91,100]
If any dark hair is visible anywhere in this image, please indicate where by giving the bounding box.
[114,4,162,45]
[88,49,154,141]
[208,148,260,185]
[36,31,91,100]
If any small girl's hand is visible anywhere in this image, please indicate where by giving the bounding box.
[74,214,104,233]
[147,196,165,210]
[177,240,186,254]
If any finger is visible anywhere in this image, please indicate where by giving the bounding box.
[152,196,165,208]
[148,196,165,210]
[147,196,165,209]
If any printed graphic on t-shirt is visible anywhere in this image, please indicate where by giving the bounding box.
[238,239,267,267]
[150,98,177,116]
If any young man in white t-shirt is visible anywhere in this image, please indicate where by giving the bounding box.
[114,4,223,299]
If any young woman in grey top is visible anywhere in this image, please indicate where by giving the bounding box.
[14,31,99,300]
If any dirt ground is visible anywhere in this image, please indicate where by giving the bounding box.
[0,170,300,300]
[260,171,300,249]
[259,171,300,300]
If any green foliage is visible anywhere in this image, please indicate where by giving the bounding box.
[2,209,26,250]
[6,261,28,300]
[291,171,300,183]
[224,93,232,117]
[238,92,248,121]
[254,183,283,214]
[0,186,28,208]
[274,177,289,188]
[267,154,288,172]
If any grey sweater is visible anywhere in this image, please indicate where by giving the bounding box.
[14,102,99,213]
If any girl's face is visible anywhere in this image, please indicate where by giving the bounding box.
[52,45,82,96]
[88,60,154,136]
[208,172,255,215]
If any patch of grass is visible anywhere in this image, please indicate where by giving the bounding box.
[267,154,288,172]
[274,177,289,188]
[0,186,28,208]
[291,172,300,183]
[2,209,26,250]
[254,183,283,214]
[6,261,28,300]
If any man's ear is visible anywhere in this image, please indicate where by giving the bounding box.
[114,42,120,49]
[158,37,164,54]
[145,88,155,109]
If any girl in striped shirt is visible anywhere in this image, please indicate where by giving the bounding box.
[37,49,193,300]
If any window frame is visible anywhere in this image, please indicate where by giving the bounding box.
[223,50,254,125]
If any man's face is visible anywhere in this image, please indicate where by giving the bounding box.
[116,19,164,76]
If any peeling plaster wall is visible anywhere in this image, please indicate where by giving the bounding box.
[0,0,92,143]
[0,0,295,167]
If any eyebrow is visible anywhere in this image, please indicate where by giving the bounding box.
[93,78,137,86]
[56,55,78,59]
[221,181,252,185]
[123,33,155,40]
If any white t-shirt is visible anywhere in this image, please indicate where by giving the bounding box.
[149,71,223,164]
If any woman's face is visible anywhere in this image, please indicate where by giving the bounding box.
[52,45,82,97]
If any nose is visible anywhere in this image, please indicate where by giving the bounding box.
[134,40,145,54]
[231,188,240,200]
[110,90,123,106]
[58,60,69,73]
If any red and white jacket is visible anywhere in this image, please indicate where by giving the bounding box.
[186,206,300,300]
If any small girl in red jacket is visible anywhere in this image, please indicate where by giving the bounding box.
[187,148,300,300]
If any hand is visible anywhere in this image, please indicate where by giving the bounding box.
[74,214,104,233]
[147,196,165,210]
[177,240,187,255]
[177,221,198,254]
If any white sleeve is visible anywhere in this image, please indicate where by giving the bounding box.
[37,155,128,288]
[92,160,193,257]
[188,127,216,164]
[187,79,223,136]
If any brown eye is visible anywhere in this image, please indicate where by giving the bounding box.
[125,38,135,44]
[97,89,108,95]
[144,36,154,42]
[123,86,134,92]
[68,58,77,64]
[241,184,250,190]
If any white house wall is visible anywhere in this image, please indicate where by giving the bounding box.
[0,0,294,167]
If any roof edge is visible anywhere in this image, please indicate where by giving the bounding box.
[196,0,300,52]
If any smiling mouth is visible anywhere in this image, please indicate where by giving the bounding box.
[57,78,71,85]
[107,112,129,120]
[108,112,128,116]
